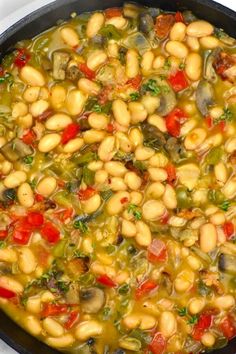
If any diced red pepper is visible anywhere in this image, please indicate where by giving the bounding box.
[160,212,169,225]
[35,193,45,202]
[61,123,80,145]
[166,164,176,185]
[205,115,225,132]
[0,286,16,299]
[147,239,168,263]
[107,123,115,133]
[105,7,123,18]
[0,230,8,239]
[220,315,236,339]
[127,74,142,90]
[165,108,187,137]
[79,63,96,80]
[54,208,74,222]
[27,211,44,227]
[223,221,234,239]
[41,222,60,244]
[155,14,175,39]
[206,115,213,128]
[78,186,96,201]
[0,67,4,77]
[64,310,80,330]
[192,313,213,340]
[41,303,68,317]
[135,279,158,300]
[168,70,189,92]
[175,11,184,22]
[148,332,166,354]
[120,197,129,204]
[22,130,36,145]
[14,48,31,68]
[96,275,117,288]
[12,218,33,245]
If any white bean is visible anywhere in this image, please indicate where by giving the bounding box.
[126,49,139,78]
[20,66,45,87]
[37,176,57,197]
[106,191,130,215]
[106,16,127,29]
[146,182,165,199]
[200,223,217,252]
[60,27,79,47]
[78,78,101,96]
[188,297,205,314]
[163,184,177,209]
[170,22,186,41]
[86,13,105,38]
[122,219,136,237]
[129,128,143,147]
[141,51,154,72]
[75,320,103,341]
[43,318,64,337]
[184,128,207,150]
[104,161,127,177]
[0,249,17,263]
[135,145,155,160]
[66,89,87,116]
[17,183,34,208]
[87,50,107,70]
[214,295,235,310]
[45,114,72,131]
[112,99,131,127]
[148,167,167,182]
[23,87,40,103]
[124,171,142,190]
[30,99,49,117]
[12,102,28,118]
[149,153,169,167]
[24,316,42,336]
[141,96,160,114]
[38,133,61,152]
[166,41,189,58]
[148,114,167,133]
[98,136,117,161]
[142,200,165,220]
[88,112,108,130]
[110,177,127,191]
[50,85,66,109]
[4,171,27,188]
[186,36,200,51]
[201,332,215,347]
[222,177,236,199]
[199,36,219,49]
[83,130,106,144]
[83,194,101,214]
[128,102,148,124]
[214,162,227,185]
[135,221,152,246]
[115,132,132,153]
[0,276,23,293]
[185,53,202,81]
[46,334,74,348]
[63,137,84,153]
[123,313,156,330]
[159,311,177,338]
[186,21,214,37]
[18,248,37,274]
[26,296,41,314]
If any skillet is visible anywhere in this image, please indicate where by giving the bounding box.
[0,0,235,353]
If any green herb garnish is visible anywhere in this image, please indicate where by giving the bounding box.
[178,307,188,317]
[130,92,140,101]
[164,58,171,70]
[142,79,161,96]
[100,189,113,201]
[188,314,199,325]
[23,156,34,164]
[128,204,142,220]
[92,103,103,113]
[219,200,231,211]
[214,108,233,125]
[118,283,130,295]
[73,220,88,233]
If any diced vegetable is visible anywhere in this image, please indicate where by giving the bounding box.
[0,138,33,162]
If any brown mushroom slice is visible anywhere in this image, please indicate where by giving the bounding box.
[66,65,81,81]
[196,80,214,116]
[204,48,221,83]
[79,287,105,314]
[0,138,33,162]
[219,253,236,275]
[52,51,70,80]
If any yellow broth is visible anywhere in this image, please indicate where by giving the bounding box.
[0,3,235,354]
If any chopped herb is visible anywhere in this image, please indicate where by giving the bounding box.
[205,147,223,165]
[83,166,95,185]
[105,244,116,254]
[178,307,188,317]
[100,25,122,40]
[73,220,88,233]
[73,151,97,166]
[130,329,152,345]
[164,58,171,70]
[188,314,199,325]
[214,108,233,125]
[179,62,186,70]
[57,281,70,293]
[92,103,102,113]
[214,28,227,39]
[128,204,142,220]
[73,250,88,259]
[130,92,140,101]
[133,161,147,171]
[0,241,6,249]
[100,189,113,201]
[29,178,37,189]
[0,72,13,85]
[118,283,130,295]
[102,306,111,320]
[23,156,34,164]
[219,200,231,211]
[142,79,161,96]
[198,280,212,296]
[114,151,134,162]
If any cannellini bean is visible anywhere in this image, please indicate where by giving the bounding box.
[148,167,167,182]
[95,170,108,184]
[88,160,103,171]
[38,133,61,152]
[129,102,148,124]
[0,276,23,293]
[0,249,17,263]
[66,89,87,116]
[141,95,160,114]
[126,49,139,78]
[147,114,167,133]
[41,291,55,302]
[63,137,84,153]
[122,219,136,237]
[177,163,200,191]
[104,161,127,177]
[18,113,33,129]
[98,136,117,161]
[146,182,165,199]
[209,106,224,120]
[106,191,130,215]
[185,53,202,81]
[184,128,207,150]
[130,191,143,206]
[141,51,154,72]
[225,137,236,153]
[199,36,219,48]
[26,296,41,314]
[186,36,200,51]
[135,145,155,160]
[46,334,74,348]
[142,200,165,221]
[112,99,131,127]
[83,129,106,144]
[168,216,187,227]
[43,318,64,337]
[188,297,205,314]
[165,41,189,58]
[78,78,101,95]
[106,16,127,29]
[210,212,225,225]
[110,177,127,191]
[36,176,57,197]
[200,223,217,252]
[170,22,186,41]
[83,194,101,214]
[186,21,214,37]
[0,137,6,148]
[174,270,195,292]
[60,27,79,47]
[30,99,49,117]
[18,248,37,274]
[201,332,215,347]
[17,183,34,208]
[87,50,107,70]
[24,316,42,336]
[222,176,236,199]
[149,153,168,167]
[163,184,177,209]
[86,12,105,38]
[115,132,132,153]
[45,114,72,131]
[12,102,28,118]
[0,161,13,175]
[20,66,45,86]
[124,171,142,190]
[23,87,40,103]
[187,255,202,270]
[123,313,156,330]
[129,128,143,147]
[180,118,197,136]
[75,320,103,341]
[214,295,235,309]
[4,171,27,188]
[50,85,67,109]
[135,221,152,246]
[214,162,227,185]
[88,112,108,130]
[107,41,119,57]
[159,311,177,338]
[153,55,165,69]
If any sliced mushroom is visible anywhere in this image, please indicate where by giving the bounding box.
[80,287,105,314]
[66,283,80,304]
[219,253,236,275]
[0,138,33,162]
[196,80,214,116]
[156,83,176,116]
[66,65,81,81]
[122,32,151,55]
[52,51,70,80]
[204,48,221,83]
[139,13,154,34]
[141,122,166,151]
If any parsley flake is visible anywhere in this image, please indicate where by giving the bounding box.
[128,204,142,220]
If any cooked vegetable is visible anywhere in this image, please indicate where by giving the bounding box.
[139,13,154,34]
[196,80,215,116]
[0,138,33,162]
[219,254,236,275]
[80,287,105,313]
[52,51,70,80]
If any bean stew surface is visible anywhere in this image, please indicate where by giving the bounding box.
[0,3,236,353]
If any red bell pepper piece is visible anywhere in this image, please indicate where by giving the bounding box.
[79,63,96,80]
[192,313,213,340]
[64,310,80,329]
[0,230,8,239]
[135,279,158,300]
[223,221,234,239]
[107,123,115,133]
[148,239,168,263]
[120,197,129,204]
[12,218,33,245]
[41,303,68,317]
[35,193,45,202]
[22,130,36,145]
[96,275,117,288]
[175,11,184,22]
[14,48,31,68]
[0,286,16,299]
[166,163,177,185]
[27,211,44,227]
[61,123,80,145]
[148,332,166,354]
[220,315,236,339]
[78,186,96,201]
[41,222,60,244]
[105,7,123,18]
[165,108,187,137]
[168,70,189,92]
[127,74,142,90]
